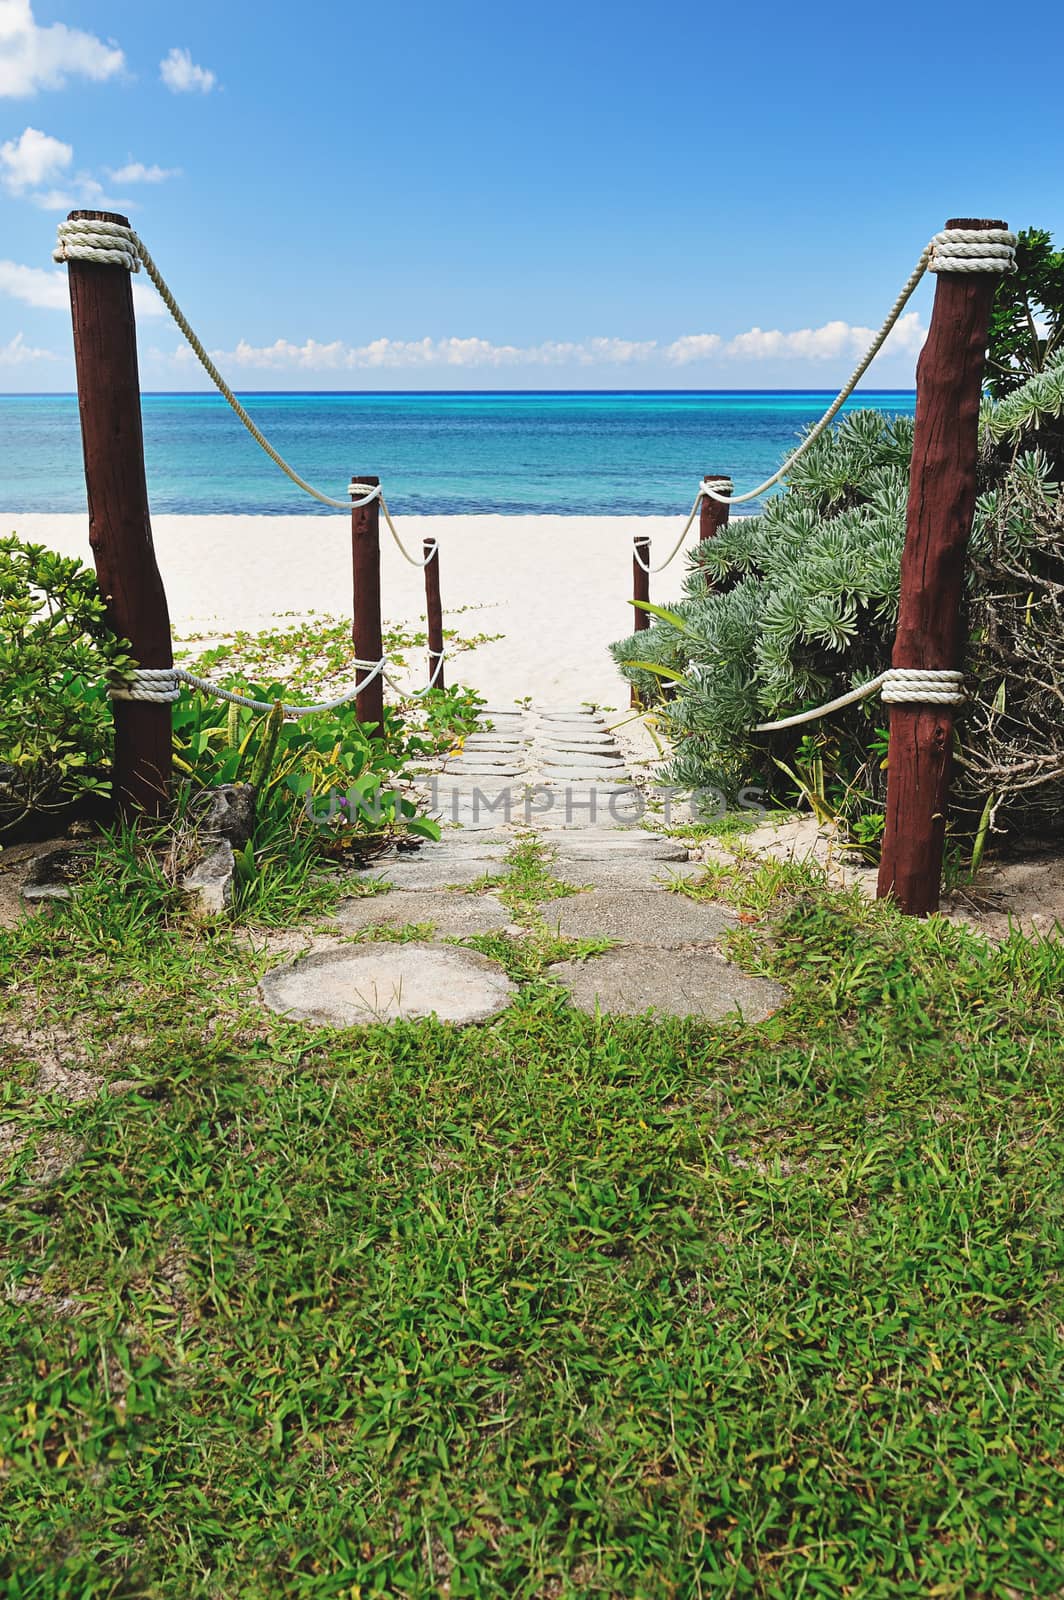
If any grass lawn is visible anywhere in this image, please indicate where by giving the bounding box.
[1,832,1063,1597]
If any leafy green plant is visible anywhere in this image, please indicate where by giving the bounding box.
[0,536,133,837]
[171,685,440,859]
[612,378,1064,856]
[988,226,1064,401]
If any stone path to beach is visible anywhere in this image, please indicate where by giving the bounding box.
[259,706,786,1028]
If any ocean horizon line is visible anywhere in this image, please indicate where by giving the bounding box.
[1,386,919,400]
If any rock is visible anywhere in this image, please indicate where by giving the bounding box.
[356,854,507,890]
[196,782,256,847]
[333,890,512,937]
[181,838,236,919]
[20,846,85,904]
[552,858,707,891]
[546,888,734,945]
[259,942,517,1026]
[548,830,690,860]
[549,946,785,1022]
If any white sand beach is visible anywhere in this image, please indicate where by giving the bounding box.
[9,512,691,710]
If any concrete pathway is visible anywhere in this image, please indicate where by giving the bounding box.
[258,705,786,1028]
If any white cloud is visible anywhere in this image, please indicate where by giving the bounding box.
[108,159,180,184]
[0,123,70,190]
[664,333,723,366]
[160,46,215,94]
[0,257,67,307]
[721,310,926,362]
[180,319,923,375]
[0,329,58,363]
[201,333,660,371]
[0,255,166,318]
[0,0,124,97]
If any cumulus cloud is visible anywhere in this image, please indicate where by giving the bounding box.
[663,333,723,366]
[0,257,67,307]
[0,123,70,189]
[198,334,660,371]
[160,46,216,94]
[0,256,165,317]
[108,159,180,184]
[0,0,124,97]
[0,329,58,363]
[720,310,926,362]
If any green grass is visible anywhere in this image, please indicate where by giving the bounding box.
[1,833,1063,1597]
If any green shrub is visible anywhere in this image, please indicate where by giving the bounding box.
[0,536,133,837]
[613,367,1064,852]
[172,686,440,858]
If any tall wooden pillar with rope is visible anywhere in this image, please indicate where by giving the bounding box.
[59,209,174,818]
[877,218,1011,916]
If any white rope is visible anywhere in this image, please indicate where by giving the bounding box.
[701,228,1017,508]
[110,659,388,716]
[383,647,446,699]
[752,669,966,732]
[348,485,439,567]
[633,478,734,575]
[55,217,354,511]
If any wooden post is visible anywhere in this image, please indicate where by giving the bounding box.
[65,209,173,817]
[631,535,651,708]
[700,474,731,590]
[877,217,1007,916]
[351,474,385,731]
[424,537,445,693]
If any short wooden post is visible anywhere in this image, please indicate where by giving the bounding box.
[65,209,173,817]
[877,217,1007,916]
[351,474,384,731]
[700,474,731,590]
[631,535,651,707]
[424,537,445,692]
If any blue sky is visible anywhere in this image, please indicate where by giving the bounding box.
[1,0,1061,391]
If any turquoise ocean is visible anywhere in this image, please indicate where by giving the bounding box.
[0,390,916,517]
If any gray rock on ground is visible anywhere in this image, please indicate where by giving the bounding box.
[549,947,785,1022]
[545,888,734,945]
[260,942,517,1026]
[333,889,513,937]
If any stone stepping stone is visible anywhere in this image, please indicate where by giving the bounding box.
[549,948,785,1023]
[553,858,706,891]
[535,794,645,829]
[549,830,690,860]
[333,890,512,937]
[541,751,626,768]
[543,736,623,751]
[357,855,507,890]
[537,719,607,731]
[546,889,734,945]
[260,943,517,1027]
[541,766,631,783]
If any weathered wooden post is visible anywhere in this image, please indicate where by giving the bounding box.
[877,218,1009,916]
[351,474,385,731]
[631,535,651,707]
[700,474,731,589]
[424,537,445,692]
[63,209,173,817]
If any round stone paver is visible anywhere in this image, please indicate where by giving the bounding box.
[333,890,512,937]
[549,947,785,1022]
[260,942,517,1027]
[546,888,734,945]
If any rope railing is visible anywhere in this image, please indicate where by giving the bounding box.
[751,669,966,733]
[110,657,389,715]
[700,228,1016,507]
[110,649,450,715]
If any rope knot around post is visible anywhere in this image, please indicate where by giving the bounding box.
[928,228,1017,274]
[54,216,141,272]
